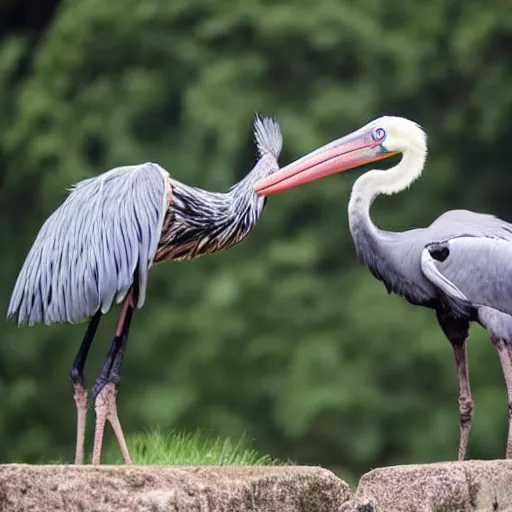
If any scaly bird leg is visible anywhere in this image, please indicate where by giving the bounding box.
[91,294,134,465]
[101,309,133,464]
[436,313,473,461]
[69,311,102,464]
[451,340,474,461]
[92,383,132,465]
[491,337,512,459]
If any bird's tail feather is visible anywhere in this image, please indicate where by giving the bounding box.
[253,114,283,160]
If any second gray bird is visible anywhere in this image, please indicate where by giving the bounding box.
[254,115,512,461]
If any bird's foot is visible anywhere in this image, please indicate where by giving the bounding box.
[91,383,132,465]
[72,383,88,465]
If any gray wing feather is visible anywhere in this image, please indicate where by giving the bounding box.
[8,162,170,326]
[421,235,512,316]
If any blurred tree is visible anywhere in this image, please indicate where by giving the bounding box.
[0,0,511,482]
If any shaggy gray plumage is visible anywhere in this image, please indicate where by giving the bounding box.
[8,115,282,327]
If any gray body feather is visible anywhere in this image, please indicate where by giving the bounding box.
[351,206,512,337]
[423,235,512,314]
[8,116,282,327]
[8,163,170,326]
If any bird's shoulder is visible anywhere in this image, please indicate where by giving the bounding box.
[427,209,512,242]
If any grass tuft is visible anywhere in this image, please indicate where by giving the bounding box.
[102,430,282,466]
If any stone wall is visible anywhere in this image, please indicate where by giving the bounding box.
[0,460,511,511]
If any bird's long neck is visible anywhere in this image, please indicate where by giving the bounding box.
[156,115,282,262]
[348,144,427,236]
[347,143,430,304]
[228,153,278,197]
[156,153,278,262]
[347,142,426,273]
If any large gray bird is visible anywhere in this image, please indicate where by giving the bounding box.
[253,116,512,460]
[8,115,282,465]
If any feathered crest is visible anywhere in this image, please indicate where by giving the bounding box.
[253,114,283,160]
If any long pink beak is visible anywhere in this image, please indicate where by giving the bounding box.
[254,128,398,196]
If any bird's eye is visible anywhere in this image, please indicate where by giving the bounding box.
[371,127,386,142]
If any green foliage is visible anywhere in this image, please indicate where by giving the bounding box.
[0,0,511,484]
[103,430,282,466]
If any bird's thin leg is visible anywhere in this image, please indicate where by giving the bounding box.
[436,312,472,461]
[100,307,134,465]
[91,294,134,465]
[69,311,102,465]
[491,337,512,458]
[506,342,512,458]
[451,339,473,461]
